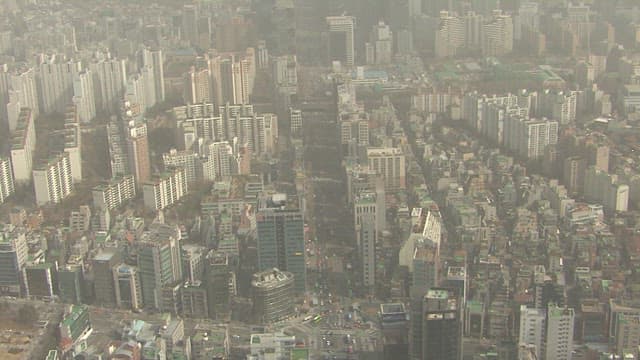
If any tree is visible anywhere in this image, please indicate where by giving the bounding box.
[16,304,38,325]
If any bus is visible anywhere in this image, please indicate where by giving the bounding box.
[313,315,323,323]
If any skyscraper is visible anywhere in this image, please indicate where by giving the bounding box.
[184,66,212,104]
[256,194,306,293]
[142,48,165,103]
[326,16,356,67]
[93,249,121,307]
[113,263,143,311]
[545,304,575,360]
[136,223,183,309]
[420,288,461,360]
[0,225,27,296]
[518,305,545,360]
[127,121,151,185]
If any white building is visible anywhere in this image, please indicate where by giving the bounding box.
[0,157,14,204]
[142,48,165,103]
[64,106,82,183]
[33,152,73,206]
[72,70,96,123]
[503,116,558,159]
[38,56,82,114]
[371,21,393,64]
[545,304,575,360]
[89,57,127,113]
[201,141,233,181]
[92,175,136,211]
[518,305,545,360]
[9,68,39,121]
[10,108,36,183]
[367,147,406,191]
[482,10,514,57]
[435,11,465,58]
[163,149,199,184]
[143,167,188,211]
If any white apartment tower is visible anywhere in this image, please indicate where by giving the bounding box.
[38,56,82,114]
[89,57,127,113]
[33,152,73,206]
[435,11,465,58]
[143,167,188,211]
[142,49,165,102]
[10,108,36,183]
[72,70,96,123]
[482,10,514,57]
[0,158,14,204]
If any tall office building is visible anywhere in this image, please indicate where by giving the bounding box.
[518,305,545,360]
[420,288,461,360]
[290,108,303,137]
[38,55,82,114]
[72,70,96,123]
[113,263,143,311]
[93,250,121,307]
[127,121,151,185]
[0,225,28,296]
[142,48,165,103]
[409,244,439,360]
[89,57,127,113]
[357,211,376,289]
[251,268,295,324]
[32,152,73,206]
[367,147,406,191]
[0,157,15,204]
[58,262,85,304]
[256,194,306,293]
[136,223,183,309]
[205,250,232,320]
[10,108,36,183]
[515,2,540,40]
[182,4,199,46]
[545,304,575,360]
[24,262,57,298]
[326,16,356,67]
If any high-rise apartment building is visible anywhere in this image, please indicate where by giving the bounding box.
[482,10,514,57]
[435,11,465,58]
[142,167,188,211]
[10,68,39,119]
[182,4,199,46]
[92,175,136,211]
[289,108,302,137]
[208,49,255,105]
[0,225,28,296]
[127,121,151,185]
[367,147,406,191]
[326,16,356,67]
[89,56,127,113]
[201,141,233,181]
[0,157,15,204]
[370,21,393,64]
[10,108,36,183]
[63,105,82,183]
[136,223,183,309]
[72,70,96,123]
[256,194,306,293]
[163,149,199,185]
[32,152,73,206]
[38,55,82,114]
[184,66,211,104]
[141,48,164,103]
[503,116,558,160]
